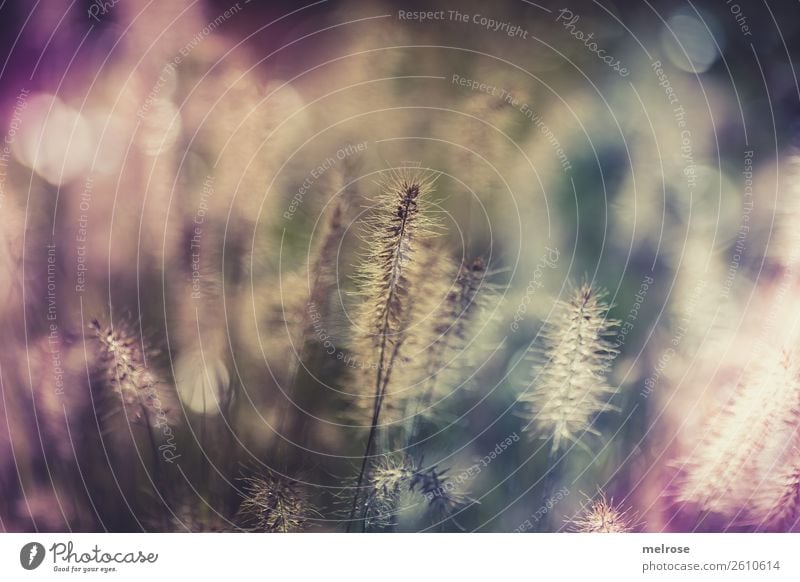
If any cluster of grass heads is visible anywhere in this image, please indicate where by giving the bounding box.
[34,163,632,533]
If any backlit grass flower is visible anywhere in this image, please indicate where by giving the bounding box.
[520,283,619,452]
[237,471,317,533]
[570,492,634,533]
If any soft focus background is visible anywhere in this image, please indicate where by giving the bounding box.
[1,0,800,532]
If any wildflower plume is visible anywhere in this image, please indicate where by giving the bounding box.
[363,454,416,529]
[570,491,634,533]
[360,454,470,530]
[677,348,800,517]
[353,166,441,358]
[347,166,441,527]
[753,451,800,531]
[237,470,317,533]
[90,318,180,428]
[520,283,619,452]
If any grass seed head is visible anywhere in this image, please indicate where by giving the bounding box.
[90,318,181,428]
[570,491,634,533]
[237,471,316,533]
[520,283,619,452]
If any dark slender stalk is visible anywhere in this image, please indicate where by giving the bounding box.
[346,332,390,531]
[536,448,559,532]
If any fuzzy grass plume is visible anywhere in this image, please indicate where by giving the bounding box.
[237,470,317,532]
[89,317,182,522]
[676,348,800,518]
[363,454,416,529]
[90,318,180,429]
[361,454,470,530]
[347,166,441,527]
[570,491,634,533]
[753,451,800,531]
[308,193,352,311]
[520,283,619,452]
[353,166,441,365]
[347,243,457,427]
